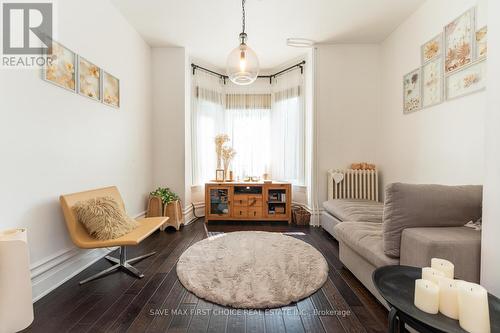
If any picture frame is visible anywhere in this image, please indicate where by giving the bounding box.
[475,26,487,60]
[422,57,444,108]
[102,71,120,108]
[444,7,475,74]
[215,169,225,182]
[421,33,443,65]
[78,56,101,101]
[42,40,77,93]
[445,58,486,101]
[403,68,422,114]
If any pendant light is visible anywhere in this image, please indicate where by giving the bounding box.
[226,0,259,85]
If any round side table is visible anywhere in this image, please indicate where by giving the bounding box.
[372,265,500,333]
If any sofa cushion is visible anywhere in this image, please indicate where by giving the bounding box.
[400,227,481,283]
[73,196,138,240]
[382,183,482,258]
[322,199,384,223]
[335,222,399,268]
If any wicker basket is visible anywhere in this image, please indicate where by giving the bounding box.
[291,207,310,226]
[146,195,163,217]
[163,200,184,227]
[147,197,184,231]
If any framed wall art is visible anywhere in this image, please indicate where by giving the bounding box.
[476,26,487,59]
[444,8,475,74]
[78,56,101,101]
[421,34,442,64]
[403,68,422,114]
[215,169,225,182]
[422,57,443,108]
[42,41,76,92]
[446,59,486,100]
[102,71,120,108]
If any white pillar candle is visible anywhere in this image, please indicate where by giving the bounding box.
[414,279,439,314]
[422,267,445,284]
[457,281,490,333]
[437,277,459,319]
[431,258,454,279]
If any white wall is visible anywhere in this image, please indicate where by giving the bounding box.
[315,44,381,204]
[0,0,153,299]
[151,48,189,206]
[481,0,500,297]
[378,0,487,191]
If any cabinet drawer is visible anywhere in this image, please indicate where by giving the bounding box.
[247,195,262,207]
[248,207,263,218]
[233,195,248,206]
[234,207,248,217]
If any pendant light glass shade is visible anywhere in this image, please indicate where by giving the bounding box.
[227,34,259,85]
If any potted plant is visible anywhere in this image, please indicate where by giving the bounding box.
[148,187,183,230]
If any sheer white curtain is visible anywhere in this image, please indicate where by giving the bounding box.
[191,67,305,185]
[225,94,271,179]
[271,70,305,185]
[191,71,224,185]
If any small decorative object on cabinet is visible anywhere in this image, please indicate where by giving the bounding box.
[148,187,183,230]
[221,146,236,180]
[214,134,230,169]
[215,169,225,182]
[205,182,291,223]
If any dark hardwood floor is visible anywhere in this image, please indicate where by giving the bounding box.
[24,219,388,333]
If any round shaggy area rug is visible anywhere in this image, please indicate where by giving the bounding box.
[176,231,328,308]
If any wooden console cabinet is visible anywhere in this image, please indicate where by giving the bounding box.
[204,182,292,223]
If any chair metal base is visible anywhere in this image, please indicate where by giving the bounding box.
[79,246,156,285]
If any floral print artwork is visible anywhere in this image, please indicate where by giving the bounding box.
[103,71,120,108]
[422,34,442,64]
[44,42,76,91]
[422,58,443,107]
[476,26,487,59]
[79,57,100,100]
[445,9,474,73]
[403,69,421,113]
[446,60,486,100]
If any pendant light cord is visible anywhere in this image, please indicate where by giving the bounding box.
[242,0,246,34]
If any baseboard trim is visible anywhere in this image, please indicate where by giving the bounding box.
[183,203,202,226]
[31,210,146,303]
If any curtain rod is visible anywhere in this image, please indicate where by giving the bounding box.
[191,60,306,84]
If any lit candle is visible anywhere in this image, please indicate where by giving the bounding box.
[422,267,445,284]
[437,277,459,319]
[431,258,454,279]
[414,279,439,314]
[457,281,490,333]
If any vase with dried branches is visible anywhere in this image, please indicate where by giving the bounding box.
[214,134,230,169]
[222,146,237,180]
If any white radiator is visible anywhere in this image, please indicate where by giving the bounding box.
[327,169,379,202]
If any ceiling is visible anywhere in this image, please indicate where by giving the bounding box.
[111,0,424,70]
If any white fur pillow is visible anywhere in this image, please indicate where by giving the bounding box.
[73,196,138,240]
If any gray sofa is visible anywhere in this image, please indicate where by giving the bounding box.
[323,183,482,306]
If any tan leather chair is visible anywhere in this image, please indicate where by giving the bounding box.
[60,186,168,284]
